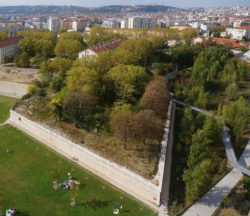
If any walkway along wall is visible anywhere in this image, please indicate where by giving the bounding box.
[0,81,28,98]
[9,101,174,209]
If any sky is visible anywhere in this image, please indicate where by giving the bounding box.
[0,0,249,8]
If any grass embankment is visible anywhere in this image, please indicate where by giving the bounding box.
[0,95,17,123]
[0,125,156,216]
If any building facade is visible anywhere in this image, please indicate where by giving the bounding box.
[226,26,250,40]
[128,17,157,29]
[0,36,23,63]
[72,19,89,32]
[48,18,62,31]
[78,39,122,59]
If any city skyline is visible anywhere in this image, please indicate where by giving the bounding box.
[0,0,249,8]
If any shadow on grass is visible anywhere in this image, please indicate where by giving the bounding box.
[15,210,30,216]
[78,199,112,210]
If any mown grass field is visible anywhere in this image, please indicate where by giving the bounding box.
[0,125,156,216]
[0,95,17,123]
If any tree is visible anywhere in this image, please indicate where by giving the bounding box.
[187,130,208,169]
[171,45,198,68]
[237,60,250,81]
[209,26,226,37]
[132,110,163,144]
[225,83,238,101]
[18,38,36,57]
[117,38,153,66]
[0,31,8,40]
[182,29,198,44]
[63,92,96,128]
[51,57,73,78]
[179,107,196,145]
[112,49,139,66]
[59,32,84,44]
[14,52,30,67]
[106,64,148,103]
[221,195,230,208]
[66,66,100,96]
[39,60,54,83]
[34,39,54,58]
[140,76,169,118]
[1,56,11,64]
[202,116,223,147]
[150,35,165,49]
[223,97,250,144]
[183,159,212,204]
[55,39,84,59]
[112,111,133,150]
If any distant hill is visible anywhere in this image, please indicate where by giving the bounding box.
[0,5,177,15]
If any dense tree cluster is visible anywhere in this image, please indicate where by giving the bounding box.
[170,46,250,109]
[84,26,124,46]
[223,97,250,144]
[177,108,224,204]
[22,34,170,149]
[0,31,8,40]
[209,26,226,37]
[55,32,85,59]
[16,30,57,65]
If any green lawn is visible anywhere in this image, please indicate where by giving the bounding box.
[0,125,156,216]
[0,95,17,123]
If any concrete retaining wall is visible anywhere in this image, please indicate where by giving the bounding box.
[9,111,160,207]
[9,101,174,209]
[0,81,28,98]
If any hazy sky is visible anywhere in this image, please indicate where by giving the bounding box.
[0,0,249,8]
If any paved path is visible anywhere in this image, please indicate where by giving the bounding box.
[173,98,250,215]
[0,118,9,127]
[182,168,243,216]
[173,98,250,176]
[0,81,28,98]
[182,139,250,216]
[165,65,179,80]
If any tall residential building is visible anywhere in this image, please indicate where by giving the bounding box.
[128,17,157,29]
[120,20,128,29]
[48,18,62,31]
[72,19,89,32]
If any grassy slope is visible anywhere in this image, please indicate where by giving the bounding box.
[0,95,17,123]
[0,125,156,216]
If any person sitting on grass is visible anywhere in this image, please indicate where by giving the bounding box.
[6,208,15,216]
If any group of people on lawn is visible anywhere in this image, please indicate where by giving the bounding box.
[53,173,80,190]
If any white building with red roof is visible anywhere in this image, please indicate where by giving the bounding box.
[226,26,250,40]
[78,39,122,59]
[0,36,23,63]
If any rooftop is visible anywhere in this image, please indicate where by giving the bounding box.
[0,36,23,49]
[89,39,123,54]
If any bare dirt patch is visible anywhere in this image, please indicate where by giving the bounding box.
[0,66,39,84]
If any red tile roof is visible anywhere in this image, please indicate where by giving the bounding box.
[0,36,23,49]
[231,43,243,48]
[237,26,250,30]
[212,37,242,49]
[212,37,238,44]
[89,39,122,54]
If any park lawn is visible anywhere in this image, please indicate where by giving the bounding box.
[0,125,156,216]
[0,95,17,123]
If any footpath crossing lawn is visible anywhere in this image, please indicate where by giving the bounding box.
[0,125,156,216]
[0,95,17,123]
